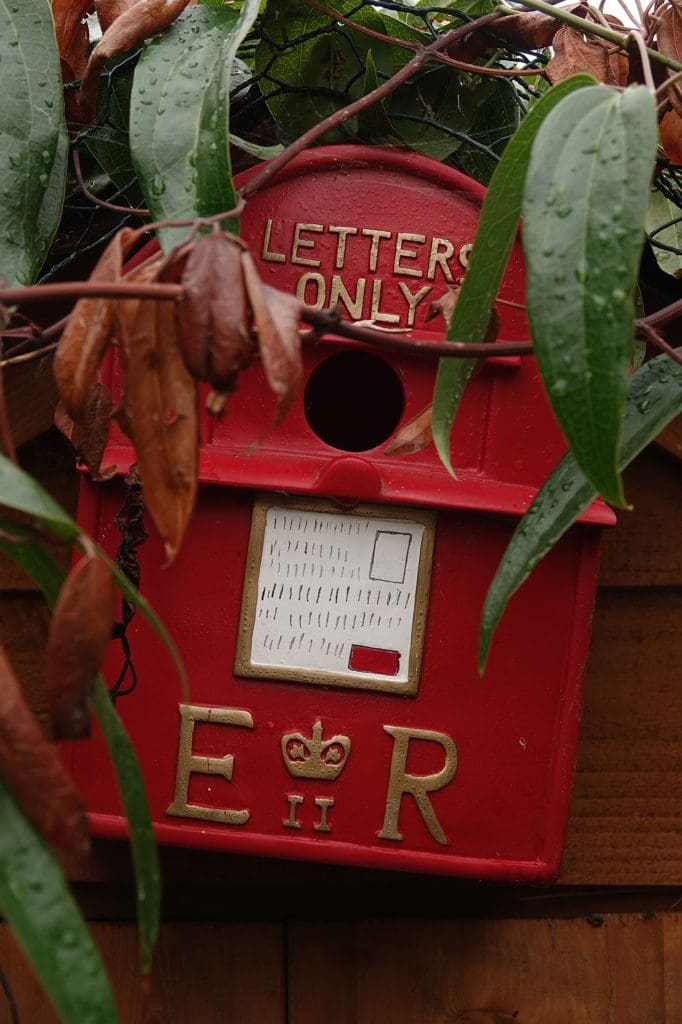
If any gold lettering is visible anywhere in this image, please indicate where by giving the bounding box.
[291,222,323,267]
[394,232,426,278]
[378,726,458,846]
[398,282,431,327]
[283,794,304,830]
[329,225,358,269]
[459,243,472,269]
[314,797,334,833]
[329,275,366,319]
[296,272,327,309]
[166,704,254,825]
[362,228,392,272]
[370,279,400,324]
[427,237,455,282]
[261,218,287,263]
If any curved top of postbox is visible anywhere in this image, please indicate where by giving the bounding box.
[108,146,614,527]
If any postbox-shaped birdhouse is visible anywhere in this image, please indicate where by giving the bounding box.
[67,147,614,882]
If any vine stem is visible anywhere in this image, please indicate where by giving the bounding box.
[2,277,682,363]
[239,10,503,200]
[501,0,682,73]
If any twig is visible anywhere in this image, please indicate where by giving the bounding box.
[301,307,533,356]
[502,0,682,72]
[300,0,542,76]
[0,282,182,304]
[636,318,682,363]
[72,150,150,217]
[629,29,656,93]
[0,342,59,369]
[240,10,503,200]
[0,346,17,463]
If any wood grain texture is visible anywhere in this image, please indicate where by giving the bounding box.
[0,921,285,1023]
[561,587,682,884]
[287,915,680,1024]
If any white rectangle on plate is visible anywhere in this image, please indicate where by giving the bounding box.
[248,506,427,684]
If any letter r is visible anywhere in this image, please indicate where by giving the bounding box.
[379,726,457,846]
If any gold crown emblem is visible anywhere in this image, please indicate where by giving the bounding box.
[281,720,351,781]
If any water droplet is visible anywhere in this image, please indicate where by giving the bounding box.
[8,153,21,167]
[39,172,49,188]
[552,377,568,397]
[41,149,51,165]
[152,174,165,197]
[611,288,626,303]
[189,151,198,167]
[556,206,572,220]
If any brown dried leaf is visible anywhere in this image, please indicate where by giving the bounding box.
[660,108,682,163]
[176,233,254,392]
[425,287,500,344]
[55,380,116,480]
[52,0,92,81]
[115,262,198,561]
[242,253,304,428]
[0,640,89,851]
[80,0,192,123]
[54,227,138,419]
[546,26,628,86]
[95,0,136,31]
[384,405,433,457]
[46,555,117,740]
[658,2,682,114]
[491,11,559,48]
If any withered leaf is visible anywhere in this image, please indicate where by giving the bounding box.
[46,555,117,740]
[242,253,304,429]
[384,405,433,457]
[54,227,139,420]
[660,108,682,164]
[55,380,116,480]
[95,0,137,31]
[80,0,192,124]
[425,287,500,345]
[546,26,628,86]
[491,11,558,49]
[176,233,254,393]
[658,1,682,115]
[53,0,92,81]
[0,640,89,851]
[115,262,198,562]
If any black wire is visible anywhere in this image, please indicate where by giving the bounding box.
[0,962,20,1024]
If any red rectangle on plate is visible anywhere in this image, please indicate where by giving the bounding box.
[349,645,400,676]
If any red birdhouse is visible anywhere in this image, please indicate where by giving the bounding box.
[67,147,614,882]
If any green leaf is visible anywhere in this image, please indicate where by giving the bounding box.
[0,454,79,540]
[522,84,657,508]
[130,0,260,250]
[255,0,396,145]
[431,74,596,475]
[85,57,143,204]
[0,519,64,606]
[91,677,160,975]
[0,779,118,1022]
[389,67,490,162]
[0,455,186,690]
[645,187,682,276]
[457,79,520,185]
[0,0,68,286]
[357,50,400,143]
[229,133,283,160]
[478,349,682,672]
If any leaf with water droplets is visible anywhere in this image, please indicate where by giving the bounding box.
[0,0,68,286]
[79,0,192,123]
[479,349,682,672]
[431,74,596,476]
[130,0,260,250]
[523,84,657,508]
[0,777,118,1023]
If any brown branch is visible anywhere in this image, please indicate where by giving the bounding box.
[0,282,182,304]
[300,0,542,77]
[636,319,682,364]
[240,10,503,200]
[301,307,533,357]
[72,150,150,217]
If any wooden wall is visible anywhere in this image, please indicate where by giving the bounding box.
[0,431,681,1023]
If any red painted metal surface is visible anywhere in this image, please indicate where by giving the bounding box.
[67,147,613,882]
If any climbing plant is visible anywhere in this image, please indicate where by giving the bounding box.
[2,0,682,1018]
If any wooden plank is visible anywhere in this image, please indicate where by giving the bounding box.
[599,447,682,587]
[0,921,285,1023]
[3,353,59,452]
[561,588,682,884]
[288,914,679,1024]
